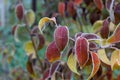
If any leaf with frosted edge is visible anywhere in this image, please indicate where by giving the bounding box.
[67,53,79,75]
[54,26,69,51]
[24,41,36,59]
[14,25,30,42]
[81,33,100,40]
[75,37,89,69]
[38,17,56,33]
[88,52,101,80]
[93,0,104,11]
[97,49,111,65]
[107,23,120,43]
[111,50,120,70]
[45,41,60,63]
[25,10,35,27]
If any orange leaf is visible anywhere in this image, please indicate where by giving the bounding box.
[58,2,65,16]
[88,52,101,80]
[107,24,120,43]
[93,0,103,11]
[74,0,83,5]
[75,37,89,68]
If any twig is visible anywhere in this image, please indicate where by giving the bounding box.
[25,24,43,73]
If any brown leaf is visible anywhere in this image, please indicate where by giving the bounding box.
[75,37,89,68]
[26,58,35,78]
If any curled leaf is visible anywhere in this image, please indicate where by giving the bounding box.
[111,50,120,70]
[107,24,120,43]
[38,17,56,32]
[24,10,35,27]
[45,41,60,63]
[75,37,89,68]
[54,26,69,51]
[67,53,79,75]
[88,52,101,80]
[24,41,36,59]
[97,49,111,65]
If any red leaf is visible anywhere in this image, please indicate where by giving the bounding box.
[45,41,60,62]
[15,3,24,20]
[54,26,69,51]
[117,74,120,80]
[93,0,103,11]
[88,52,101,80]
[67,1,76,16]
[74,0,83,5]
[58,2,65,16]
[100,19,110,39]
[75,37,89,68]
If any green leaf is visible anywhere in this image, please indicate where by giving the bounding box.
[14,25,30,42]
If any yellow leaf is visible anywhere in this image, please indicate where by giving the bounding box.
[25,10,35,27]
[97,49,111,65]
[107,24,120,43]
[111,50,120,70]
[38,17,56,32]
[67,53,79,75]
[93,20,103,33]
[24,41,36,59]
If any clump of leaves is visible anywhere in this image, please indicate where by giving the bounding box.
[12,0,120,80]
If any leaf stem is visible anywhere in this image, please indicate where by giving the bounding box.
[25,24,43,73]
